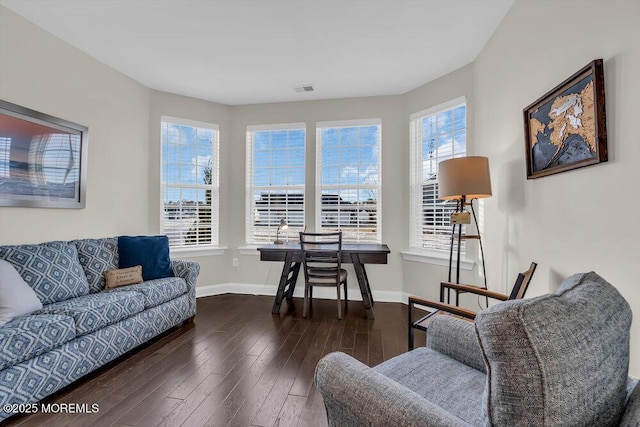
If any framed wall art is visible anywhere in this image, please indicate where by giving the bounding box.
[0,99,88,208]
[523,59,607,179]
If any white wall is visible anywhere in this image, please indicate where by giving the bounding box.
[0,6,152,242]
[2,0,639,376]
[474,0,640,375]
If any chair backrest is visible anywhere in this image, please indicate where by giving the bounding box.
[507,261,537,300]
[475,271,632,426]
[299,232,342,284]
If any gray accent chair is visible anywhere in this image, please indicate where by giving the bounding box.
[315,272,640,426]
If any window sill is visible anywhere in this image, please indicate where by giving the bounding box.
[400,249,474,271]
[170,246,227,258]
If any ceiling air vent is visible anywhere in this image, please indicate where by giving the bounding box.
[293,84,314,93]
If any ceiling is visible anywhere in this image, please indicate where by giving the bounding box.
[0,0,514,106]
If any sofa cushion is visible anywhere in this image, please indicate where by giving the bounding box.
[104,266,143,289]
[118,235,174,281]
[36,292,144,336]
[0,314,76,370]
[105,277,187,309]
[0,259,43,326]
[373,347,485,426]
[0,241,89,305]
[475,271,632,427]
[73,237,119,293]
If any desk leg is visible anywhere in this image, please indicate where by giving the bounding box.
[284,262,301,301]
[351,253,375,320]
[361,260,374,307]
[272,252,296,314]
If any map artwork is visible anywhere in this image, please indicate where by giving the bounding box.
[523,60,607,179]
[529,74,595,172]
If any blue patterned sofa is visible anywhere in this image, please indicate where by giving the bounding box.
[0,237,199,421]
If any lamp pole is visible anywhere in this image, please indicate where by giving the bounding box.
[447,195,466,284]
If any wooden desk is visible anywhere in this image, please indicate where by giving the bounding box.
[257,243,390,320]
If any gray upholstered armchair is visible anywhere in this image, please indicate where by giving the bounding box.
[315,272,640,426]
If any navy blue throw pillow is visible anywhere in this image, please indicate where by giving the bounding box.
[118,235,174,281]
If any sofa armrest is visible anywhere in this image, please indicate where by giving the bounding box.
[621,379,640,426]
[315,352,472,427]
[171,260,200,293]
[426,315,486,373]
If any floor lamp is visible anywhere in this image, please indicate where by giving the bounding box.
[438,156,492,295]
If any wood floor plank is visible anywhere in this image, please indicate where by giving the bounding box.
[250,321,321,426]
[143,372,226,427]
[5,295,411,427]
[207,322,310,427]
[288,318,333,397]
[338,314,357,350]
[352,332,369,365]
[168,354,259,427]
[224,332,303,427]
[297,388,328,427]
[368,328,384,367]
[273,394,307,427]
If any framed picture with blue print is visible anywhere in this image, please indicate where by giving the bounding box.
[523,59,607,179]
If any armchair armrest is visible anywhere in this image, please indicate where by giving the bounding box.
[621,379,640,426]
[409,295,476,320]
[441,282,509,301]
[315,352,472,427]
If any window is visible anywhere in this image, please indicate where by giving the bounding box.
[410,97,466,252]
[161,117,219,248]
[246,123,306,244]
[316,119,381,243]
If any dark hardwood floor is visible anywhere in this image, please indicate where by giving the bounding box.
[6,294,422,427]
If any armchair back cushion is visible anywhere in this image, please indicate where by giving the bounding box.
[475,271,632,427]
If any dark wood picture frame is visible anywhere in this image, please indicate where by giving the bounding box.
[523,59,607,179]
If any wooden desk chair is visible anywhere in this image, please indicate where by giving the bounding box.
[299,231,348,319]
[408,262,537,350]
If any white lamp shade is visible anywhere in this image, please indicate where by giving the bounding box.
[438,156,492,200]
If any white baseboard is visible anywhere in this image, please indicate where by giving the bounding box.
[196,282,410,304]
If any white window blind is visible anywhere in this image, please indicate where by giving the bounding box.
[161,117,219,248]
[410,98,466,252]
[246,123,306,244]
[316,119,382,243]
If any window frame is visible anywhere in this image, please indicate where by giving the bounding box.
[245,122,307,246]
[315,118,382,243]
[160,116,220,251]
[409,97,467,254]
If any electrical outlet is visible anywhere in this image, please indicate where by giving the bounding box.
[232,258,238,267]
